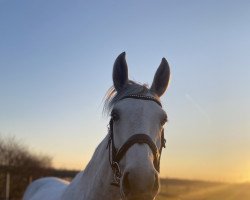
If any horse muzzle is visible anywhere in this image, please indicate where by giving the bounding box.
[120,169,159,200]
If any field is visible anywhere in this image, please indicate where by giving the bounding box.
[1,173,250,199]
[157,179,250,200]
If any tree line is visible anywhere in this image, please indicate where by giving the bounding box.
[0,135,78,199]
[0,135,52,170]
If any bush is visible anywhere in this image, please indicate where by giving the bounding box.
[0,135,52,169]
[0,135,53,199]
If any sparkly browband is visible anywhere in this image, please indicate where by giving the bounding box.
[121,94,162,107]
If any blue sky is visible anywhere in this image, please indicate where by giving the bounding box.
[0,0,250,182]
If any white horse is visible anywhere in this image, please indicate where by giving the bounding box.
[23,52,170,200]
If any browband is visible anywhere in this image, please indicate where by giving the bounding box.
[121,94,162,107]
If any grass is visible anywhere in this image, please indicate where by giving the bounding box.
[156,178,250,200]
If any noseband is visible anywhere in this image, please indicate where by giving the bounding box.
[107,94,166,187]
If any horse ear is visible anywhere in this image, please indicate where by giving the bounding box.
[150,58,170,97]
[113,52,129,92]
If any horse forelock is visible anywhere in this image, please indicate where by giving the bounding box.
[103,81,153,116]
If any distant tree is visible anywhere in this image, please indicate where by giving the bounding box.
[0,135,52,169]
[0,135,80,199]
[0,135,53,199]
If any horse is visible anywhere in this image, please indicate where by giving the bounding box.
[23,52,170,200]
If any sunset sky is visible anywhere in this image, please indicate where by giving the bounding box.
[0,0,249,183]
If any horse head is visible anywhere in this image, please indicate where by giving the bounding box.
[105,52,170,200]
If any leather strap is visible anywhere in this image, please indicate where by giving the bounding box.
[121,94,162,107]
[114,134,160,171]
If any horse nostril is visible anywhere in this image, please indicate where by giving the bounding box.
[122,172,130,195]
[122,171,159,196]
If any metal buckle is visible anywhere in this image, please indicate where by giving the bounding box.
[111,162,121,187]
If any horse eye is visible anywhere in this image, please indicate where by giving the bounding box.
[161,117,167,126]
[111,111,119,121]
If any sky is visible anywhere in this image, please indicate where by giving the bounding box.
[0,0,250,183]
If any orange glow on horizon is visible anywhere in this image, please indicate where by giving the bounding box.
[52,157,250,184]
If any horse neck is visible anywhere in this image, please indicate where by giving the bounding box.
[62,135,121,200]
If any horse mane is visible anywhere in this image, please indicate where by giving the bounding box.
[103,81,151,115]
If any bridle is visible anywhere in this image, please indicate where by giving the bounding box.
[106,94,166,187]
